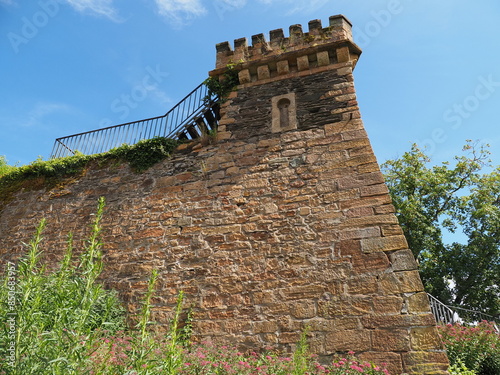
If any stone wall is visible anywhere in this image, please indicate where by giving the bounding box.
[0,15,449,374]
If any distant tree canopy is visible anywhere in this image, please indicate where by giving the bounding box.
[382,141,500,317]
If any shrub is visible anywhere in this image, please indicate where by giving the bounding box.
[110,136,179,172]
[477,352,500,375]
[204,62,240,103]
[438,322,500,374]
[0,156,15,177]
[448,358,477,375]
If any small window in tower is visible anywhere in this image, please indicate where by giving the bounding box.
[271,93,297,133]
[277,98,291,128]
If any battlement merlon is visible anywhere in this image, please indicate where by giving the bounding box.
[209,15,362,84]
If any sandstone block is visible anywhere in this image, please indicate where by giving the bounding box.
[361,235,408,253]
[290,300,317,319]
[362,314,436,330]
[277,60,290,75]
[253,320,278,333]
[360,184,389,197]
[347,275,378,295]
[325,330,371,352]
[351,252,390,273]
[411,327,443,351]
[372,329,411,351]
[379,270,425,294]
[402,351,450,374]
[380,224,403,236]
[340,214,399,229]
[282,285,325,300]
[408,292,432,314]
[358,162,382,173]
[373,295,404,314]
[135,227,164,239]
[340,226,380,240]
[336,46,350,63]
[257,65,271,80]
[336,171,384,190]
[318,297,373,317]
[317,51,330,66]
[390,249,418,271]
[239,69,251,84]
[297,55,309,71]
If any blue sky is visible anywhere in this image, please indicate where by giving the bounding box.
[1,0,499,167]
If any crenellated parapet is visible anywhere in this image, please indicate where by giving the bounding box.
[210,15,361,85]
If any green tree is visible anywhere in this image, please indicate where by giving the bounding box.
[382,141,500,317]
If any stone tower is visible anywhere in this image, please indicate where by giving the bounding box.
[207,15,449,374]
[0,15,450,375]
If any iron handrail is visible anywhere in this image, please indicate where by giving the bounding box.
[428,293,499,331]
[51,82,217,158]
[428,293,460,325]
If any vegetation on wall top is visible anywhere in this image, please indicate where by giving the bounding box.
[0,137,179,209]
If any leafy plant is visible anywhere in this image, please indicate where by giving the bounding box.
[204,61,241,103]
[449,358,477,375]
[0,137,179,211]
[293,326,309,375]
[477,352,500,375]
[111,136,179,172]
[0,156,15,177]
[438,322,500,373]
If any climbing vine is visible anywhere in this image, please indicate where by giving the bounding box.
[204,61,241,103]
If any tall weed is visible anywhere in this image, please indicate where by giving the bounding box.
[0,197,125,374]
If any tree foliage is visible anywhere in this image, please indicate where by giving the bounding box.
[382,141,500,317]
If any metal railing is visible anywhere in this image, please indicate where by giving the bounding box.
[51,83,219,158]
[428,293,499,331]
[428,293,461,325]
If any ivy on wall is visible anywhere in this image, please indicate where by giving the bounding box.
[204,62,241,103]
[0,137,179,210]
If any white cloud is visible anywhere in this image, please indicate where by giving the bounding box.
[154,0,207,28]
[64,0,121,21]
[23,102,73,128]
[220,0,246,7]
[0,0,14,5]
[149,86,173,107]
[281,0,330,15]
